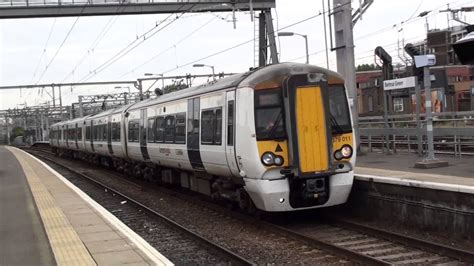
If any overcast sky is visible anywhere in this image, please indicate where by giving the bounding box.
[1,0,473,110]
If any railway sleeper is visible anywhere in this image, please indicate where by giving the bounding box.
[54,148,255,214]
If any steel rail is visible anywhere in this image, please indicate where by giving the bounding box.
[27,149,254,266]
[24,146,473,265]
[330,218,474,264]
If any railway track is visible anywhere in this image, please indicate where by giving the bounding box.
[277,217,474,265]
[24,147,474,265]
[25,148,252,265]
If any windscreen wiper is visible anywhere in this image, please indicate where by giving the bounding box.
[330,113,345,134]
[267,110,284,140]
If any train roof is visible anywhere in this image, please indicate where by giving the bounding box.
[52,63,344,126]
[129,63,344,111]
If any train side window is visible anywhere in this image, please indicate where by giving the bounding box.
[164,116,175,143]
[155,117,165,143]
[215,108,222,145]
[86,126,91,140]
[175,113,186,144]
[147,118,155,143]
[111,122,120,142]
[102,124,107,141]
[201,110,214,144]
[201,108,222,145]
[128,120,139,142]
[93,125,98,141]
[77,126,82,141]
[227,101,234,146]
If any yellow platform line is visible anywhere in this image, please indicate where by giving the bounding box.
[7,147,96,266]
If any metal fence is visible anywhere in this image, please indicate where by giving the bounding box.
[359,111,474,157]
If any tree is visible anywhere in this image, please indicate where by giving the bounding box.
[162,79,189,94]
[10,127,24,141]
[356,63,381,71]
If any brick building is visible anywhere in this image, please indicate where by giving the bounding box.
[356,25,474,117]
[356,65,474,116]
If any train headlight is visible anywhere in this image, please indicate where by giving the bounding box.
[341,145,353,158]
[261,152,275,166]
[274,156,284,166]
[334,145,353,160]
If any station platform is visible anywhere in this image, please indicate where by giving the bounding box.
[355,151,474,193]
[0,145,172,266]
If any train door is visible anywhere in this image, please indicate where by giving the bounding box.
[139,109,150,160]
[187,98,205,171]
[225,91,240,176]
[287,77,331,175]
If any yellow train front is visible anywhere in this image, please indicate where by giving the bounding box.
[236,63,355,211]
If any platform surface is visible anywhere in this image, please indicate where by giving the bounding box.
[0,146,172,266]
[0,146,56,265]
[355,151,474,191]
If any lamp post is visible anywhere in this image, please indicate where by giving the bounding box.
[144,73,165,89]
[193,64,215,81]
[278,31,309,64]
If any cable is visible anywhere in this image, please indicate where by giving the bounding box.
[355,0,468,42]
[158,1,352,75]
[406,0,424,22]
[61,15,120,83]
[161,38,254,75]
[35,15,83,85]
[118,16,217,78]
[78,4,194,82]
[30,17,57,84]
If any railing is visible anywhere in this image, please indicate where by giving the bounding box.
[359,111,474,157]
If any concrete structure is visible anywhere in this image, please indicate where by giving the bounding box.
[350,152,474,240]
[0,146,171,265]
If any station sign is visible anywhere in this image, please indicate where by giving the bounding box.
[383,76,416,91]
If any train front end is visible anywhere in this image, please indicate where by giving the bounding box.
[238,63,355,212]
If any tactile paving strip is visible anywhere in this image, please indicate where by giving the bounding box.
[7,147,96,266]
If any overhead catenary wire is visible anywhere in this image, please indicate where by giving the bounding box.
[118,15,218,79]
[35,15,83,85]
[30,17,57,84]
[77,3,194,83]
[61,15,120,83]
[158,1,353,75]
[284,0,471,66]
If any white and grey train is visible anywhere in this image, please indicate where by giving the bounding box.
[50,63,356,212]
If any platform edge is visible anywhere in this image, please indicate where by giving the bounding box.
[13,147,174,266]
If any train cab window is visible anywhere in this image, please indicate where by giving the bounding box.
[254,89,286,141]
[164,116,175,143]
[175,113,186,144]
[201,108,222,145]
[128,120,139,142]
[155,117,165,143]
[328,85,352,134]
[147,118,155,143]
